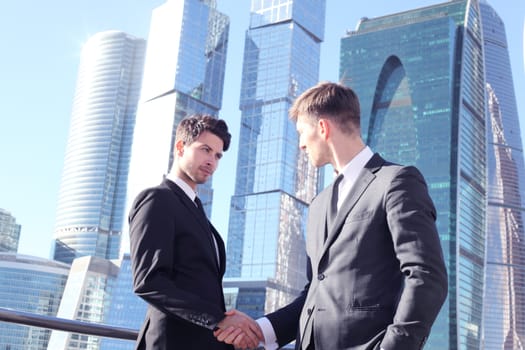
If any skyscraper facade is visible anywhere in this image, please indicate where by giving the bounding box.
[224,0,325,315]
[99,254,147,350]
[340,1,486,348]
[125,0,229,219]
[0,208,21,253]
[99,1,229,346]
[53,31,146,264]
[480,1,525,348]
[47,256,119,350]
[0,253,69,350]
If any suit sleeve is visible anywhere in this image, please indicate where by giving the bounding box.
[381,166,448,349]
[128,189,225,330]
[265,256,311,347]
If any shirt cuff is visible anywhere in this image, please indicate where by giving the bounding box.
[256,317,278,350]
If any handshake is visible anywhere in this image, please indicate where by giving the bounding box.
[214,309,266,350]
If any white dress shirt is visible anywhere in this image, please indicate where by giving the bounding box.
[335,146,374,210]
[166,174,198,202]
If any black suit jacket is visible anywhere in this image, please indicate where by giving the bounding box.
[266,154,448,350]
[129,178,233,350]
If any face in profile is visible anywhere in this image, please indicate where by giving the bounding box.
[296,114,330,168]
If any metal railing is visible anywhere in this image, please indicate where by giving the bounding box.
[0,307,138,341]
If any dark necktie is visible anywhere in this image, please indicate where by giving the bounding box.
[328,174,344,232]
[194,196,206,218]
[195,196,220,266]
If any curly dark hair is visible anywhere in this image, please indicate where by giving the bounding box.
[175,114,231,151]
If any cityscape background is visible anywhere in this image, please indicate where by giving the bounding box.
[1,0,524,259]
[0,1,524,349]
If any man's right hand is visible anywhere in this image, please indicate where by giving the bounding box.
[214,309,264,349]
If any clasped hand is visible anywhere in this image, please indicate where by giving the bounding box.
[214,309,264,349]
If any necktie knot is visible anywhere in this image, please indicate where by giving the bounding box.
[194,196,206,217]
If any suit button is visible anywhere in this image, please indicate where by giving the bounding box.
[307,308,313,315]
[317,273,325,281]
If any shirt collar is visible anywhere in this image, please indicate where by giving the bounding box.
[166,173,197,201]
[338,146,374,189]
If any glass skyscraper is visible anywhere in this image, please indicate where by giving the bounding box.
[53,31,146,264]
[125,0,229,220]
[0,253,69,350]
[225,0,325,315]
[0,208,21,253]
[99,254,147,350]
[340,1,486,348]
[102,1,229,346]
[480,1,525,348]
[47,256,119,350]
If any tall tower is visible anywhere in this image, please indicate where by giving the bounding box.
[0,208,21,253]
[224,0,326,315]
[480,1,525,348]
[125,0,229,219]
[340,1,486,348]
[53,31,146,264]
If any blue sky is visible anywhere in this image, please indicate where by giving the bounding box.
[1,1,523,259]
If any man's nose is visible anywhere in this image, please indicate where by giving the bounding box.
[207,154,217,167]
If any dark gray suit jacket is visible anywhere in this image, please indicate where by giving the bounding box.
[129,179,233,350]
[267,154,448,350]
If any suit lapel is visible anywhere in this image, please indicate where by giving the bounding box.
[319,154,384,264]
[163,179,221,272]
[210,225,227,275]
[163,179,210,233]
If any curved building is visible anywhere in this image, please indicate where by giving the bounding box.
[0,253,69,349]
[480,1,525,348]
[53,31,146,263]
[341,1,487,348]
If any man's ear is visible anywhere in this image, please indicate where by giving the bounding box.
[175,139,185,156]
[318,118,330,140]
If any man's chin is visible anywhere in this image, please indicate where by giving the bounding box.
[308,158,320,167]
[196,176,210,184]
[311,160,327,169]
